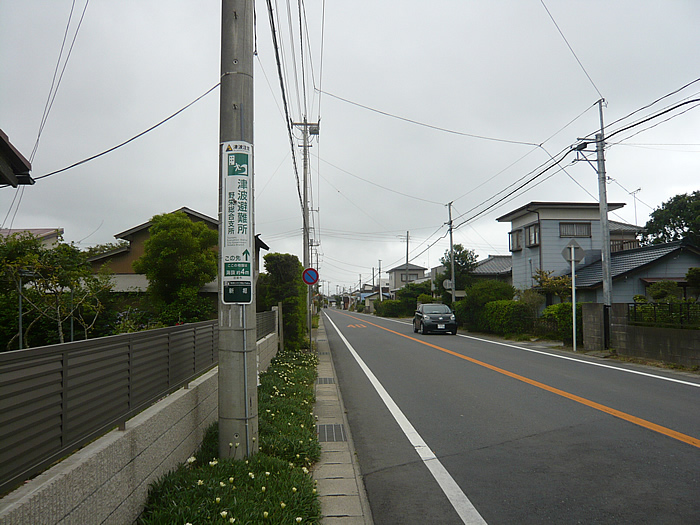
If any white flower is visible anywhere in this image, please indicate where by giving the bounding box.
[296,518,303,523]
[187,456,196,464]
[263,511,269,518]
[292,487,297,493]
[229,477,235,483]
[215,497,221,503]
[261,486,266,492]
[221,510,228,518]
[197,479,204,486]
[265,471,271,477]
[229,519,236,524]
[220,481,226,487]
[280,502,286,508]
[209,460,218,467]
[248,472,255,479]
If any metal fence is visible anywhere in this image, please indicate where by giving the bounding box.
[628,302,700,329]
[0,311,276,496]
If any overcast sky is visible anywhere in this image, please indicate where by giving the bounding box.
[2,1,699,294]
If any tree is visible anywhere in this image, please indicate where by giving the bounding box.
[257,253,307,347]
[132,211,217,323]
[532,269,572,302]
[435,244,478,304]
[642,191,700,246]
[1,233,113,347]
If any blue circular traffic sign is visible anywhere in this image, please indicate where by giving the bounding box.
[302,267,319,286]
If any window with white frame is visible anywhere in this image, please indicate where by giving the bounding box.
[560,222,591,237]
[526,223,540,247]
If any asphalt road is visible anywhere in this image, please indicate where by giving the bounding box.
[321,308,700,525]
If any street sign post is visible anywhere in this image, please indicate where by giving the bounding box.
[221,141,253,304]
[562,240,584,351]
[302,267,319,286]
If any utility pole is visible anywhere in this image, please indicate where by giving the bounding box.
[447,202,456,305]
[405,231,410,288]
[218,0,258,459]
[378,260,383,301]
[596,99,612,348]
[293,119,319,341]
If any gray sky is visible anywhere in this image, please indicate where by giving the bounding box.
[2,1,699,294]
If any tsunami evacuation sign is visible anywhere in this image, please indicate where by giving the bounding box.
[221,141,253,304]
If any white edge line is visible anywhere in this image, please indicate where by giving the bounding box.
[372,315,700,389]
[324,313,487,525]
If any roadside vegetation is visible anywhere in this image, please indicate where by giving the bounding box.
[138,344,321,524]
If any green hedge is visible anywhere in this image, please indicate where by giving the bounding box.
[481,300,532,335]
[541,302,582,344]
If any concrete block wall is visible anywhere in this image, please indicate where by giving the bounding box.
[0,368,218,525]
[257,331,279,373]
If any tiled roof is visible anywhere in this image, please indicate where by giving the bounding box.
[609,220,644,233]
[387,262,426,272]
[571,241,699,288]
[473,255,512,275]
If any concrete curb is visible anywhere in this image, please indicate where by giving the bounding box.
[313,315,373,525]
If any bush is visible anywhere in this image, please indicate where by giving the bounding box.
[457,280,516,331]
[541,302,582,344]
[481,300,532,335]
[374,299,402,318]
[417,293,434,305]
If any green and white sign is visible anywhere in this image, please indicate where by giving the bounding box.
[221,141,253,304]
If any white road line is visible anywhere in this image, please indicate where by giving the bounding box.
[376,316,700,389]
[324,313,487,525]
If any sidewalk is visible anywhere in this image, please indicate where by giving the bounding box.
[313,315,373,524]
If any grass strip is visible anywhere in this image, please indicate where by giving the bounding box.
[139,346,321,524]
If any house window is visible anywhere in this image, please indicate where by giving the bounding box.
[509,230,523,251]
[560,222,591,238]
[526,223,540,247]
[401,273,418,282]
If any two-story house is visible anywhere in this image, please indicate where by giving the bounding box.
[496,201,700,302]
[386,263,427,295]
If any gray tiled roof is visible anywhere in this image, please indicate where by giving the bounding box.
[473,255,512,275]
[571,241,697,288]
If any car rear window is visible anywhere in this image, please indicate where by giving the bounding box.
[424,305,450,314]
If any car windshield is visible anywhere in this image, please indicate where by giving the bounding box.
[423,305,451,314]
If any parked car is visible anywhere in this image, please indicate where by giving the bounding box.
[413,303,457,335]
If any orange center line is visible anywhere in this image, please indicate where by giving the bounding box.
[333,312,700,449]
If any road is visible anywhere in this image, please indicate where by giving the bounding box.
[321,308,700,524]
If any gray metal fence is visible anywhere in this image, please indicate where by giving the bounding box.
[1,311,276,496]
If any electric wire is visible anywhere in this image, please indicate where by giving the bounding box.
[540,0,603,100]
[26,82,221,183]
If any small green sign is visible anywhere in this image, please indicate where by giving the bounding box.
[224,262,251,277]
[223,280,252,304]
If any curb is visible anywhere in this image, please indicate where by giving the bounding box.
[313,314,374,524]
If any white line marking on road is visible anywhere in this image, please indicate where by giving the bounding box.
[325,313,487,525]
[377,316,700,389]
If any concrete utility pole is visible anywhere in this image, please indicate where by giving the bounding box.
[378,260,383,301]
[596,99,612,348]
[405,231,410,288]
[218,0,258,459]
[447,202,456,305]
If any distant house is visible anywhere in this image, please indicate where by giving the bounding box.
[386,263,427,294]
[89,207,268,292]
[567,240,700,303]
[1,228,64,247]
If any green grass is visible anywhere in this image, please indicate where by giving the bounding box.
[139,347,321,524]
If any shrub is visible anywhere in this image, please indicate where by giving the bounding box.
[458,280,516,331]
[417,293,434,305]
[374,299,402,317]
[541,302,582,344]
[481,300,532,335]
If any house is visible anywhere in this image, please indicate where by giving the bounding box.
[567,240,700,303]
[1,228,64,247]
[472,255,512,284]
[386,263,427,293]
[496,201,640,292]
[0,129,34,187]
[88,207,268,292]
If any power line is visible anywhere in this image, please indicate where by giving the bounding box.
[318,89,539,146]
[25,82,220,183]
[540,0,603,100]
